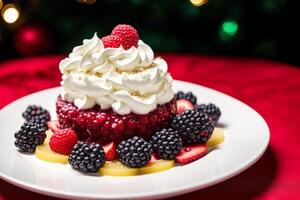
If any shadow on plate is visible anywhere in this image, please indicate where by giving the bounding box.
[216,122,227,128]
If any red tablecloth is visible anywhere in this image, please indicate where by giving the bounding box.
[1,55,300,200]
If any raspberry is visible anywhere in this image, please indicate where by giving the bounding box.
[49,128,78,155]
[56,96,176,144]
[101,35,122,48]
[111,24,139,50]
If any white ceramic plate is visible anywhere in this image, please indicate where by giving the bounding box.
[0,80,269,200]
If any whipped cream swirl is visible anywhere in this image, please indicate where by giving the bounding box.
[59,33,174,115]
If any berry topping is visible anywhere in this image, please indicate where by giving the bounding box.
[171,109,214,144]
[176,91,197,105]
[14,122,46,153]
[150,128,183,160]
[111,24,139,50]
[101,35,123,48]
[176,99,194,114]
[117,136,152,168]
[47,120,60,133]
[195,103,221,124]
[69,141,106,173]
[175,144,208,165]
[102,142,117,161]
[49,128,78,155]
[22,105,50,128]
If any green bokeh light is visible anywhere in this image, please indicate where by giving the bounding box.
[219,19,239,42]
[222,20,238,36]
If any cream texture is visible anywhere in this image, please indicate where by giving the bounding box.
[59,33,174,115]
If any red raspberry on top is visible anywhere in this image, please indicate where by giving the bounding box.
[49,128,78,155]
[101,35,122,48]
[111,24,139,50]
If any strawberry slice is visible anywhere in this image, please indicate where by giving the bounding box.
[47,120,59,133]
[148,153,159,164]
[175,144,208,165]
[103,142,117,161]
[176,99,194,114]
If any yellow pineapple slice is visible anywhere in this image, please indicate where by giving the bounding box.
[35,130,68,164]
[138,160,175,174]
[99,161,138,176]
[206,127,225,147]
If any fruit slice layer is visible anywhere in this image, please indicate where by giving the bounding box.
[35,130,68,164]
[206,127,225,147]
[102,142,117,161]
[139,160,175,174]
[47,120,59,133]
[99,161,138,176]
[175,144,208,165]
[176,99,194,114]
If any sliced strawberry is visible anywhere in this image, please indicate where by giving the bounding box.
[148,153,159,164]
[47,120,60,133]
[103,142,117,161]
[175,144,208,165]
[176,99,194,114]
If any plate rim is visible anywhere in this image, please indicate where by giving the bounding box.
[0,80,270,200]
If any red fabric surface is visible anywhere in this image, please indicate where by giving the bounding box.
[1,55,300,200]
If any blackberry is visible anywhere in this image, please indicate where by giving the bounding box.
[14,122,47,153]
[196,103,221,124]
[117,136,152,168]
[171,109,214,144]
[22,105,50,128]
[69,141,106,173]
[176,91,197,105]
[150,128,183,160]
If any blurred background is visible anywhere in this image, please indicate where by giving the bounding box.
[0,0,299,66]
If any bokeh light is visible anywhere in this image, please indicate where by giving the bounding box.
[78,0,96,4]
[1,4,20,24]
[222,20,238,36]
[219,19,239,42]
[190,0,208,7]
[0,0,3,10]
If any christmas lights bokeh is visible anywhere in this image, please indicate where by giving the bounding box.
[0,0,298,66]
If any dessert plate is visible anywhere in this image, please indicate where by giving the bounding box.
[0,80,269,200]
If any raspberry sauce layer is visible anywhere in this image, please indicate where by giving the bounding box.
[56,96,177,144]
